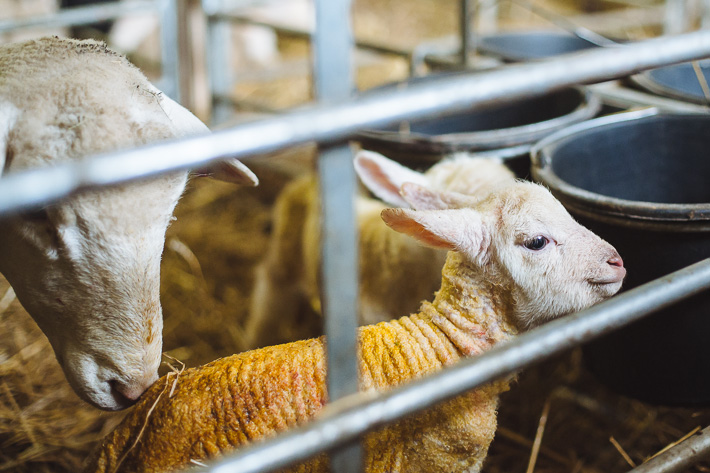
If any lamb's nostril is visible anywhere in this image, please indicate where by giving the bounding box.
[608,255,624,268]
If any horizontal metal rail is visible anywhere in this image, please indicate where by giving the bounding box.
[0,0,157,33]
[197,259,710,473]
[212,12,413,58]
[1,31,710,215]
[629,425,710,473]
[0,0,182,101]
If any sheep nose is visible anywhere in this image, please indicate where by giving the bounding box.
[109,375,157,407]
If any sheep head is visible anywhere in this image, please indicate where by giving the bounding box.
[0,37,258,410]
[382,181,625,328]
[0,175,185,411]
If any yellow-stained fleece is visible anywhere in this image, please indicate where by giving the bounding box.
[84,252,518,473]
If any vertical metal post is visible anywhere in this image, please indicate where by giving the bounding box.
[460,0,474,67]
[702,0,710,29]
[176,0,196,110]
[665,0,689,34]
[312,0,361,471]
[203,0,234,125]
[158,0,181,102]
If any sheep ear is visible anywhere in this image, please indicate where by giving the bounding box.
[381,207,489,259]
[0,101,19,177]
[400,182,479,210]
[204,159,259,186]
[157,90,259,187]
[354,150,429,207]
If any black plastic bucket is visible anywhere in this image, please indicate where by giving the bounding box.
[478,30,601,62]
[630,59,710,105]
[532,109,710,405]
[357,74,601,177]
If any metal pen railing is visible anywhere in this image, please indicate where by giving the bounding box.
[0,0,182,102]
[2,31,710,215]
[200,258,710,473]
[2,14,710,473]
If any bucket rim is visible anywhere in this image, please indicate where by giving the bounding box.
[477,30,602,62]
[357,86,601,152]
[629,59,710,106]
[531,108,710,224]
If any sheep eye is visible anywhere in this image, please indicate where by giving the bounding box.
[524,236,549,251]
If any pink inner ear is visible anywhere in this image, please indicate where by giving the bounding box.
[382,209,456,250]
[401,182,446,210]
[359,159,401,197]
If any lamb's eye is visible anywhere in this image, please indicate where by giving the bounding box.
[524,236,549,251]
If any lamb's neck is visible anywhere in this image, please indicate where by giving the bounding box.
[419,251,519,358]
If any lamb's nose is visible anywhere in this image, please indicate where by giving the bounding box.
[608,255,624,268]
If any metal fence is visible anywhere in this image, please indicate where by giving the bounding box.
[0,0,182,101]
[2,2,710,473]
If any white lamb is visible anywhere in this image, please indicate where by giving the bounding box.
[244,149,515,348]
[0,37,258,411]
[85,180,626,473]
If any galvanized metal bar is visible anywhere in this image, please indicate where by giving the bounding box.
[0,0,156,33]
[2,32,710,215]
[200,258,710,473]
[157,0,181,101]
[205,12,234,124]
[628,425,710,473]
[316,145,362,473]
[214,12,412,58]
[460,0,474,66]
[312,0,361,470]
[0,0,181,103]
[665,0,689,34]
[312,0,353,101]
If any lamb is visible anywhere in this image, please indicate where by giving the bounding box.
[84,180,625,473]
[0,37,258,411]
[244,149,515,347]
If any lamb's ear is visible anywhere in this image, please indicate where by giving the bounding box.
[0,102,19,177]
[158,91,259,187]
[354,150,429,207]
[400,182,480,210]
[381,207,490,260]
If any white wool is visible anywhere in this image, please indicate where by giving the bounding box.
[243,150,515,348]
[0,37,257,411]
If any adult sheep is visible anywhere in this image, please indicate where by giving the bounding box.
[85,180,625,473]
[0,37,258,411]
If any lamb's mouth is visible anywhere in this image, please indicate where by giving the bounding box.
[588,278,621,285]
[588,267,626,286]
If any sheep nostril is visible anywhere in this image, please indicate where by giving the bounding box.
[109,380,143,406]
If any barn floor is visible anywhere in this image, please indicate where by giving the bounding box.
[3,0,710,472]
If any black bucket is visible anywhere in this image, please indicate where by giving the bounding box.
[630,59,710,105]
[357,74,601,178]
[478,30,601,62]
[531,109,710,406]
